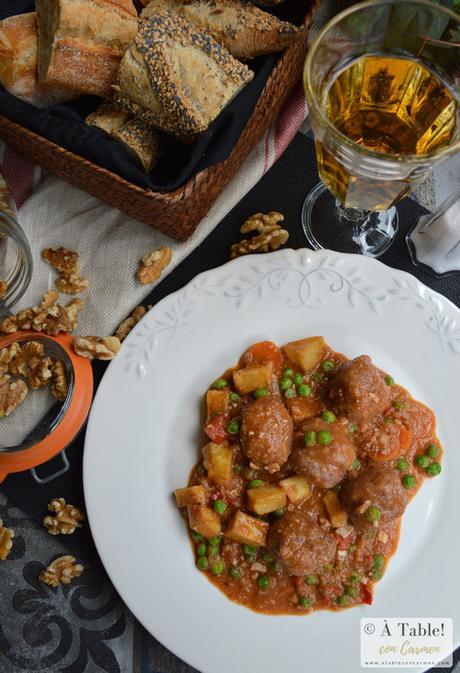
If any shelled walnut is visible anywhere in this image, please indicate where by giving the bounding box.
[43,498,85,535]
[0,375,28,418]
[136,247,172,285]
[39,555,84,587]
[0,342,20,375]
[0,292,84,336]
[51,359,68,401]
[42,247,89,296]
[0,280,7,299]
[0,518,14,560]
[114,305,147,341]
[73,336,121,360]
[230,211,289,258]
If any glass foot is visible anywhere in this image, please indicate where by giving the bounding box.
[301,183,399,257]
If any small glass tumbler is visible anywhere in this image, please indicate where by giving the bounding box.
[0,172,33,314]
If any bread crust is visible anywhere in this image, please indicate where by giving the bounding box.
[36,0,138,97]
[141,0,302,61]
[115,11,253,140]
[0,12,76,106]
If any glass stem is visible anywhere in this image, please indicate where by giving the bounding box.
[335,200,372,238]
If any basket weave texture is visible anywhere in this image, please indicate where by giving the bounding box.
[0,32,309,241]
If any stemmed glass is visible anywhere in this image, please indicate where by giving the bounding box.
[302,0,460,257]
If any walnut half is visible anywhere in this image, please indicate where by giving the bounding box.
[73,336,121,361]
[114,305,147,341]
[231,211,289,258]
[0,375,28,418]
[42,247,89,296]
[0,280,7,299]
[39,555,84,588]
[43,497,85,535]
[0,518,14,560]
[136,247,172,285]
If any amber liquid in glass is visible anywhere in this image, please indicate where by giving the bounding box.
[316,55,457,210]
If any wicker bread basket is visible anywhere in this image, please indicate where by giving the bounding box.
[0,23,310,241]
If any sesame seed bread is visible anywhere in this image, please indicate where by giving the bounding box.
[113,11,254,140]
[141,0,302,61]
[0,12,77,106]
[35,0,138,98]
[86,101,163,171]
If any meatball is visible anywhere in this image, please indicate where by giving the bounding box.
[267,510,337,576]
[291,417,356,488]
[341,466,408,528]
[328,355,390,423]
[240,396,293,471]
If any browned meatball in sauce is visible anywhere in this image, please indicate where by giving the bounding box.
[341,466,408,528]
[291,417,356,488]
[328,355,390,424]
[267,510,337,576]
[240,396,293,471]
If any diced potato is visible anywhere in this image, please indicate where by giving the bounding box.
[174,485,207,508]
[233,362,273,394]
[224,510,269,546]
[188,505,221,539]
[279,475,311,503]
[323,490,348,528]
[202,442,233,485]
[247,485,286,515]
[206,389,230,420]
[282,336,327,373]
[286,397,324,425]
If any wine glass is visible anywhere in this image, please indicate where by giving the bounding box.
[302,0,460,257]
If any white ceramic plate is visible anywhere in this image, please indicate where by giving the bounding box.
[83,249,459,673]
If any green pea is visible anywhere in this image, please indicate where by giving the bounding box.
[270,561,283,573]
[305,574,319,585]
[332,484,341,493]
[249,479,265,489]
[213,499,227,514]
[258,575,270,589]
[293,373,303,385]
[311,372,324,382]
[322,360,335,372]
[348,544,357,553]
[336,595,351,606]
[298,596,311,608]
[297,383,312,397]
[426,462,441,477]
[304,431,317,447]
[254,388,270,399]
[279,378,293,392]
[211,561,225,575]
[243,544,258,556]
[284,388,296,399]
[370,569,383,581]
[351,459,361,471]
[415,454,430,469]
[349,572,361,584]
[273,508,284,518]
[373,554,385,570]
[246,553,257,564]
[230,392,240,403]
[230,565,243,579]
[345,585,358,598]
[395,457,409,471]
[212,378,228,390]
[197,543,207,557]
[191,531,203,542]
[392,400,405,411]
[426,444,439,458]
[208,536,222,546]
[348,423,358,434]
[385,375,395,386]
[233,464,243,474]
[262,551,273,563]
[364,505,381,523]
[321,410,336,423]
[384,415,395,424]
[283,368,294,379]
[226,418,241,435]
[323,562,334,571]
[208,546,219,560]
[317,430,332,446]
[197,557,209,570]
[402,474,417,489]
[242,467,256,480]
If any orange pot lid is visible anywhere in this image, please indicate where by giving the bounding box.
[0,331,93,481]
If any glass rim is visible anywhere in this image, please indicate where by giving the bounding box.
[304,0,460,165]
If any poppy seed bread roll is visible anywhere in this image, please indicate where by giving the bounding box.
[141,0,303,61]
[113,11,254,141]
[35,0,138,98]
